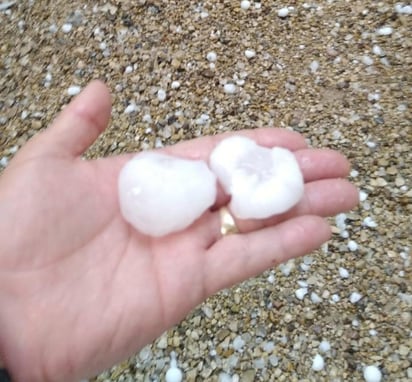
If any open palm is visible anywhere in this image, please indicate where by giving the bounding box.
[0,81,358,382]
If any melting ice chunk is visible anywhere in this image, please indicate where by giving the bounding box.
[118,152,216,236]
[210,136,304,219]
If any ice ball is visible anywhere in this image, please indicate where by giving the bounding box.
[118,152,216,236]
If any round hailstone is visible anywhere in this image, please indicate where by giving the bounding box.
[349,292,362,304]
[61,23,73,33]
[319,340,331,353]
[363,365,382,382]
[244,49,256,59]
[67,85,81,96]
[223,83,237,94]
[157,88,167,102]
[165,352,183,382]
[118,152,216,236]
[206,51,217,62]
[171,80,180,89]
[376,26,393,36]
[240,0,251,10]
[312,354,325,371]
[278,7,289,18]
[210,136,304,219]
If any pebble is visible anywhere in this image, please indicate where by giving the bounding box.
[67,85,81,96]
[363,365,382,382]
[349,292,362,304]
[312,354,325,371]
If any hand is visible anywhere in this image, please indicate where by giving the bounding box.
[0,81,358,382]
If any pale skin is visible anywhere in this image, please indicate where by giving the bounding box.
[0,81,359,382]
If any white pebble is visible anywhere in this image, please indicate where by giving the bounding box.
[310,292,322,304]
[349,292,362,304]
[310,60,319,73]
[223,83,237,94]
[244,49,256,59]
[67,85,81,96]
[124,103,138,114]
[319,340,331,353]
[210,136,304,219]
[157,88,167,102]
[295,288,308,300]
[61,23,73,33]
[206,51,217,62]
[363,365,382,382]
[312,354,325,371]
[348,240,358,252]
[171,80,180,89]
[376,26,393,36]
[118,152,216,237]
[240,0,251,10]
[363,217,378,228]
[339,267,350,278]
[277,7,289,18]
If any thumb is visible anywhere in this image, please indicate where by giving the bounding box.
[19,80,112,159]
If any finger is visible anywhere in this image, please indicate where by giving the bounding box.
[205,178,358,245]
[19,80,112,159]
[203,216,331,295]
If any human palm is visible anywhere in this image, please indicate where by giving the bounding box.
[0,81,358,382]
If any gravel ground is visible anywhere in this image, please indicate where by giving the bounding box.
[1,1,411,381]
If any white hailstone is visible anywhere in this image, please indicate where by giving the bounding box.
[67,85,81,96]
[206,51,217,62]
[195,113,210,125]
[45,72,52,83]
[255,2,262,9]
[210,136,303,219]
[310,60,319,73]
[372,45,384,57]
[171,80,180,89]
[362,55,374,66]
[267,274,276,284]
[124,103,138,114]
[350,169,359,177]
[339,267,350,279]
[218,373,233,382]
[0,157,9,167]
[335,213,347,230]
[262,341,275,352]
[0,1,16,11]
[124,65,133,74]
[297,280,308,288]
[244,49,256,59]
[157,88,167,101]
[331,294,340,303]
[394,4,412,15]
[49,23,58,33]
[118,152,216,236]
[363,365,382,382]
[376,26,393,36]
[223,83,237,94]
[21,110,29,120]
[366,141,376,148]
[369,329,378,336]
[312,354,325,371]
[165,352,183,382]
[319,340,331,353]
[349,292,362,304]
[232,335,245,351]
[340,230,349,239]
[61,23,73,33]
[240,0,251,10]
[277,7,289,18]
[348,240,358,252]
[310,292,322,304]
[359,190,368,202]
[295,288,308,300]
[352,319,360,327]
[363,217,378,228]
[279,260,295,276]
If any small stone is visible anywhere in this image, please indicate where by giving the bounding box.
[395,177,405,187]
